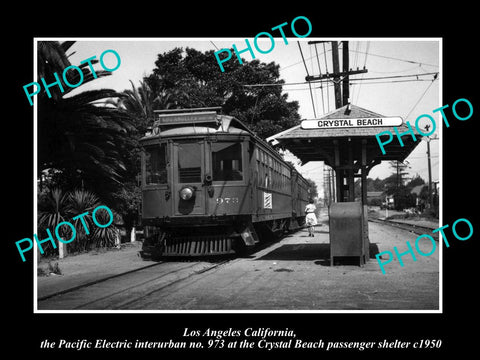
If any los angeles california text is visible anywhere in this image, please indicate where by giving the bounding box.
[40,327,442,351]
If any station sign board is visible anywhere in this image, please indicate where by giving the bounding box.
[301,116,403,130]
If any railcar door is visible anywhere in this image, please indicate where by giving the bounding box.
[172,140,206,215]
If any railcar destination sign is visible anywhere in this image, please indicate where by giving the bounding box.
[301,116,403,129]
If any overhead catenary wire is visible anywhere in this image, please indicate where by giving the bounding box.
[349,49,439,67]
[297,41,317,117]
[351,72,438,81]
[404,75,438,120]
[309,45,321,116]
[350,41,360,103]
[349,79,434,85]
[278,44,438,75]
[354,41,369,104]
[243,72,438,88]
[322,42,330,112]
[314,43,326,114]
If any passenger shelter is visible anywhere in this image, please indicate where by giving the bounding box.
[267,104,423,266]
[267,104,422,204]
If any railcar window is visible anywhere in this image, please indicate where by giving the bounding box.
[212,142,243,181]
[145,143,167,184]
[178,142,202,183]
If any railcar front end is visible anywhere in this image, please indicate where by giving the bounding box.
[140,109,258,259]
[139,108,310,259]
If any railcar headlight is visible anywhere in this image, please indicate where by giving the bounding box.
[179,186,195,201]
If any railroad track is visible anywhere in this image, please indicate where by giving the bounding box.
[369,217,439,239]
[37,228,305,310]
[38,258,234,310]
[37,261,165,302]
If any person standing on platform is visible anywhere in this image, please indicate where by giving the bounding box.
[305,199,318,237]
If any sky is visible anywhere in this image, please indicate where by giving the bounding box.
[55,38,441,199]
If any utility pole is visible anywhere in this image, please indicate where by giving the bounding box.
[331,41,342,109]
[304,41,368,204]
[305,40,368,109]
[342,41,350,106]
[427,137,432,208]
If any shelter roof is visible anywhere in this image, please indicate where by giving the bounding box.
[267,104,422,167]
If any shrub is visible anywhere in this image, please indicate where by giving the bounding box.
[37,187,119,257]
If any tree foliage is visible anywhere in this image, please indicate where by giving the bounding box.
[143,47,301,139]
[355,172,428,210]
[386,161,411,191]
[305,178,318,200]
[37,41,137,207]
[37,188,118,255]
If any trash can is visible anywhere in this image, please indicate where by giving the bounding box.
[329,202,367,266]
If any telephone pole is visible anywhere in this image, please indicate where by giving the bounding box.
[331,41,342,109]
[304,41,369,204]
[305,41,368,109]
[342,41,350,106]
[424,124,434,209]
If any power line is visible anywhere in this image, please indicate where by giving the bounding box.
[350,41,360,103]
[244,81,311,87]
[352,72,438,81]
[280,48,331,71]
[314,43,326,114]
[297,41,317,117]
[322,42,330,112]
[350,79,433,86]
[243,73,437,88]
[354,41,369,104]
[349,49,439,67]
[404,75,438,120]
[363,41,370,68]
[309,45,320,116]
[369,64,427,74]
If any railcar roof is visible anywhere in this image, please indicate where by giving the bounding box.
[139,108,308,183]
[140,112,257,140]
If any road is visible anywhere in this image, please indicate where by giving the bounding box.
[38,221,439,311]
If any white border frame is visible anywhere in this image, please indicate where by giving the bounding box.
[33,37,443,314]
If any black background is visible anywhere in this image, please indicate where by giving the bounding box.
[6,4,477,357]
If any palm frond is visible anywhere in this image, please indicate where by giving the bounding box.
[61,41,76,53]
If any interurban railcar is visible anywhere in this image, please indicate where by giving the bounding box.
[139,107,310,259]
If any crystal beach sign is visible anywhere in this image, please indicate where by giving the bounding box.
[301,116,404,130]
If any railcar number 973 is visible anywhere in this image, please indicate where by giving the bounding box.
[216,197,239,204]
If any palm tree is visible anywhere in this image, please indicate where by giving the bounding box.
[37,188,69,257]
[66,189,101,252]
[37,188,120,257]
[37,40,136,196]
[111,79,189,133]
[111,80,155,134]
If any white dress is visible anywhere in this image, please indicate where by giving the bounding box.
[305,204,317,226]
